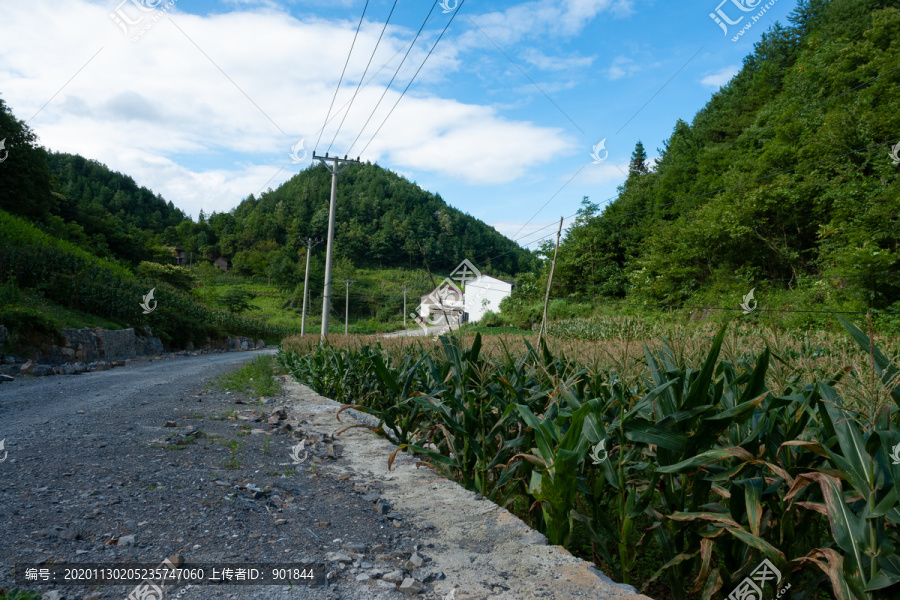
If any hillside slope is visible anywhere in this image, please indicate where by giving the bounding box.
[548,0,900,318]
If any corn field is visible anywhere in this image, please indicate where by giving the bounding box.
[279,318,900,600]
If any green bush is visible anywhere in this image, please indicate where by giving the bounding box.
[546,299,593,320]
[136,261,196,292]
[0,209,294,348]
[0,306,61,339]
[219,288,256,314]
[478,310,504,326]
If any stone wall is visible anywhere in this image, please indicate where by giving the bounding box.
[0,327,266,378]
[47,327,162,362]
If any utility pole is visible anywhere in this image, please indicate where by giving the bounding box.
[298,237,323,336]
[342,279,356,335]
[313,152,361,339]
[537,217,564,351]
[401,284,407,330]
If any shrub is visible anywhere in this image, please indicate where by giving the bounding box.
[219,289,256,314]
[136,261,196,292]
[0,306,61,341]
[478,310,504,326]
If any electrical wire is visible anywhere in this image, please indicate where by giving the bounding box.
[314,1,370,153]
[358,0,467,156]
[326,0,400,154]
[346,1,440,156]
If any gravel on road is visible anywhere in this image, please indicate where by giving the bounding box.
[0,349,651,600]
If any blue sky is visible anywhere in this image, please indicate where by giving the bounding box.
[1,0,797,248]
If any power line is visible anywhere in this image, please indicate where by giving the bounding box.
[358,0,466,156]
[509,166,586,240]
[314,0,370,153]
[326,0,400,154]
[346,1,440,156]
[310,13,445,146]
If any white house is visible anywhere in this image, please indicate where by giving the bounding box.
[417,281,465,327]
[464,275,513,323]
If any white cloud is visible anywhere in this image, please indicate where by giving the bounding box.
[520,48,595,72]
[460,0,634,48]
[578,160,629,184]
[700,65,740,88]
[0,0,573,219]
[607,56,642,80]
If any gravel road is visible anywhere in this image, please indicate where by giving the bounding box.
[0,350,421,600]
[0,349,651,600]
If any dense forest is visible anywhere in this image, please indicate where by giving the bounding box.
[169,163,534,290]
[540,0,900,317]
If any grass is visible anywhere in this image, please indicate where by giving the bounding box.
[198,267,445,332]
[459,324,533,336]
[0,590,42,600]
[4,288,124,330]
[212,354,282,397]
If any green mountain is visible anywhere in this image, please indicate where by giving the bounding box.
[175,163,533,280]
[547,0,900,318]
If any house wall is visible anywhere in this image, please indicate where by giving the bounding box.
[464,277,512,322]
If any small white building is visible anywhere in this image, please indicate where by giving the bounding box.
[417,282,465,327]
[464,275,513,323]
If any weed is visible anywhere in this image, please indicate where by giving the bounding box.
[0,590,43,600]
[213,355,281,397]
[222,440,244,470]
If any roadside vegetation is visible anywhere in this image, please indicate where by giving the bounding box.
[0,210,294,352]
[212,354,282,398]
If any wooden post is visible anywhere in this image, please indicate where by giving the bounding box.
[537,217,564,352]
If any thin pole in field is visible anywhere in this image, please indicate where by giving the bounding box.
[538,217,564,351]
[402,284,407,329]
[299,237,322,336]
[342,279,356,335]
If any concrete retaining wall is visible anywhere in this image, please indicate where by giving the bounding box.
[0,327,266,378]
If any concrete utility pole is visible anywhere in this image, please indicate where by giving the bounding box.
[298,237,323,336]
[313,152,361,339]
[342,279,357,335]
[401,284,407,330]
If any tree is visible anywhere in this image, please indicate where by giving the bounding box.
[0,97,56,220]
[219,289,256,314]
[628,141,649,176]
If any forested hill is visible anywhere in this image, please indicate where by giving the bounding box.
[216,162,532,275]
[46,152,189,263]
[550,0,900,312]
[0,94,532,276]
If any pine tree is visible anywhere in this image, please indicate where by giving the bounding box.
[628,141,649,176]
